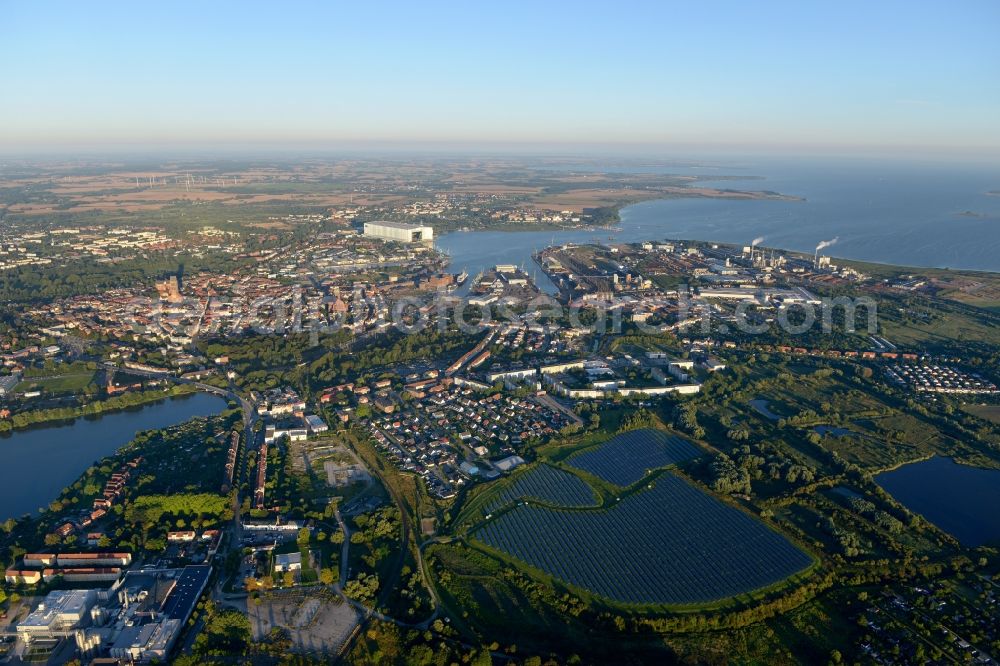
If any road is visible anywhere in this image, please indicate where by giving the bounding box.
[533,392,583,427]
[334,508,351,588]
[113,363,261,660]
[113,362,476,657]
[874,600,961,665]
[334,435,444,662]
[100,361,245,405]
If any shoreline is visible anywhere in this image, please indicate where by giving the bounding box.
[0,385,202,435]
[440,225,1000,280]
[0,390,230,521]
[428,182,804,235]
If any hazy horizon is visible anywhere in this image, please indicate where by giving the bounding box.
[3,1,999,157]
[3,142,1000,168]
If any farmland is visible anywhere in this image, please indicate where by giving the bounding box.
[566,428,702,486]
[474,473,813,605]
[963,403,1000,425]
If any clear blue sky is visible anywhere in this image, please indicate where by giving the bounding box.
[3,1,999,154]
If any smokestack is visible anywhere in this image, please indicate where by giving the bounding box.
[814,237,838,267]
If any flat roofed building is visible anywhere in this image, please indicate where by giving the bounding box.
[18,589,97,642]
[698,287,761,301]
[109,618,183,662]
[494,455,525,472]
[304,414,328,434]
[274,552,302,573]
[160,565,211,621]
[84,566,210,663]
[0,373,18,396]
[363,221,434,243]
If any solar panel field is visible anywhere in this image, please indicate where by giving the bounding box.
[474,473,813,605]
[481,463,597,514]
[457,463,599,526]
[566,428,702,486]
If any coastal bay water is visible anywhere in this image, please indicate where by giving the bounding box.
[875,456,1000,547]
[437,156,1000,286]
[0,392,228,521]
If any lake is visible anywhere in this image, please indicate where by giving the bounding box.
[875,456,1000,547]
[0,392,229,521]
[437,156,1000,284]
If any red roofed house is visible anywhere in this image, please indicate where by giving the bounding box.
[5,569,42,585]
[167,531,197,543]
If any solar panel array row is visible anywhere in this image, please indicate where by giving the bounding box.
[476,473,812,605]
[567,429,702,486]
[479,464,597,516]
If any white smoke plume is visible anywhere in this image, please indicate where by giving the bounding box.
[815,237,839,252]
[750,236,765,246]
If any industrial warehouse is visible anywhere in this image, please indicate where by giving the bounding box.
[362,220,434,243]
[13,565,211,663]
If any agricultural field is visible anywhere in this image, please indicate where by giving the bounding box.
[963,403,1000,425]
[474,473,813,605]
[566,428,702,486]
[877,298,1000,349]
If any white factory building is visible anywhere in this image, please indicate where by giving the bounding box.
[363,221,434,243]
[17,589,98,642]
